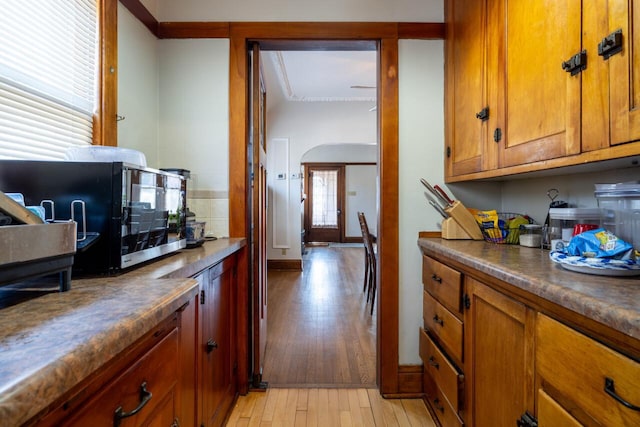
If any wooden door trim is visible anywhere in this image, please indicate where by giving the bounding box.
[303,163,346,243]
[230,34,400,396]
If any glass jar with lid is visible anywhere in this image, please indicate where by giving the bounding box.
[519,224,543,248]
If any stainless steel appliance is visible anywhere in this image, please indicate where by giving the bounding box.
[0,160,187,274]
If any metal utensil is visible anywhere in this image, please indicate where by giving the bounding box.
[424,192,448,218]
[420,178,449,208]
[434,185,455,206]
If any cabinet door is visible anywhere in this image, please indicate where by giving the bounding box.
[464,277,534,427]
[495,0,582,168]
[200,260,235,427]
[609,0,640,145]
[445,0,494,177]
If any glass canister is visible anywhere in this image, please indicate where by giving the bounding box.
[519,224,543,248]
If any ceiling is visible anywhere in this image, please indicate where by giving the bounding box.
[263,50,377,102]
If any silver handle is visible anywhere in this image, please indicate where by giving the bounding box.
[40,199,55,222]
[71,199,86,242]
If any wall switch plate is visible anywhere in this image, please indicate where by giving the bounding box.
[276,173,286,180]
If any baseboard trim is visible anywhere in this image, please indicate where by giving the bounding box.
[267,259,302,271]
[395,365,424,397]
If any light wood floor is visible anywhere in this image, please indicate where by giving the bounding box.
[262,246,376,387]
[226,388,436,427]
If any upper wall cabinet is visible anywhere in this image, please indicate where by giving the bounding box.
[445,0,497,176]
[445,0,640,182]
[608,1,640,146]
[494,0,582,168]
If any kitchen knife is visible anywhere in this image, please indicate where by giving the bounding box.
[420,178,449,208]
[434,185,455,206]
[424,192,448,218]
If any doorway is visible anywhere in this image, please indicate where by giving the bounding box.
[229,30,400,396]
[256,44,378,388]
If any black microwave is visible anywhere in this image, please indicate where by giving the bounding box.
[0,160,187,274]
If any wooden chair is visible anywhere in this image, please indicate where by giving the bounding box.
[357,212,376,314]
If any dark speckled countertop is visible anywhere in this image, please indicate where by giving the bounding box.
[0,237,245,426]
[418,238,640,347]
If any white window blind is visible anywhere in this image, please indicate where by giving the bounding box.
[0,0,98,160]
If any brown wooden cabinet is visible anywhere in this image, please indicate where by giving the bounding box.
[464,277,534,427]
[445,0,640,181]
[536,314,640,427]
[420,254,465,426]
[198,254,238,427]
[37,311,187,427]
[607,0,640,146]
[494,0,581,168]
[444,0,493,178]
[419,242,640,427]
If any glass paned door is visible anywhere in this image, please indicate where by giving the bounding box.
[305,165,344,242]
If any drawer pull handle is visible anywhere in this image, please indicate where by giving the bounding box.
[428,356,440,370]
[433,315,444,326]
[433,398,445,413]
[605,377,640,411]
[113,382,153,427]
[431,274,442,283]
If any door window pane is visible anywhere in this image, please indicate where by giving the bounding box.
[311,170,338,228]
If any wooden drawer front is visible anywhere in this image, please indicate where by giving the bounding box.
[423,291,463,363]
[537,389,582,427]
[419,328,463,413]
[426,381,465,427]
[537,314,640,427]
[66,328,179,426]
[422,255,462,315]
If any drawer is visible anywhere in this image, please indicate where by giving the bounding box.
[423,290,463,363]
[419,328,464,413]
[422,255,462,315]
[536,314,640,427]
[537,389,582,427]
[65,328,179,426]
[425,378,464,427]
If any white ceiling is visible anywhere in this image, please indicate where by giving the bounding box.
[264,50,377,102]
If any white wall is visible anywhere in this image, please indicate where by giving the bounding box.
[266,101,377,260]
[157,39,230,237]
[345,165,377,237]
[117,3,159,165]
[156,0,443,22]
[398,39,445,364]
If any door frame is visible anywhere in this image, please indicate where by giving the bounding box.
[229,24,400,396]
[303,163,346,243]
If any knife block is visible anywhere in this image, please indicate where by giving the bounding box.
[443,201,484,240]
[441,217,474,239]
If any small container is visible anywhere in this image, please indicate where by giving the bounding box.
[595,181,640,251]
[519,224,543,248]
[548,208,601,245]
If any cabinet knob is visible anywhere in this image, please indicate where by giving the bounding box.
[206,339,218,353]
[428,356,440,370]
[431,274,442,283]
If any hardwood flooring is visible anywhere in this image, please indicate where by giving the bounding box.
[226,388,436,427]
[262,246,376,387]
[227,246,435,426]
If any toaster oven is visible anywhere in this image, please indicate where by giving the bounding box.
[0,160,187,274]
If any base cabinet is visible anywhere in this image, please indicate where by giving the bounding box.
[464,277,534,427]
[36,311,186,427]
[198,255,238,427]
[419,246,640,427]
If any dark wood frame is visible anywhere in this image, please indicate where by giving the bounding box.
[103,0,445,397]
[303,163,346,243]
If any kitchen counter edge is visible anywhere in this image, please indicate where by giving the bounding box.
[0,237,246,426]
